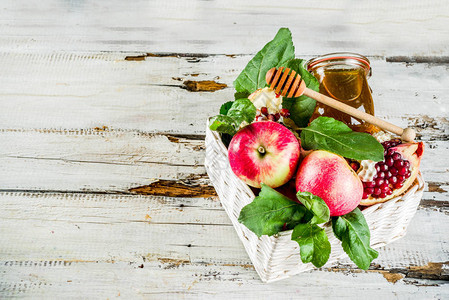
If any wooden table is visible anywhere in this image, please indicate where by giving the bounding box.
[1,1,448,298]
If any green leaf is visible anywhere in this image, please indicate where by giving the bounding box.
[227,98,257,125]
[291,223,331,268]
[300,117,384,161]
[209,99,256,135]
[238,184,306,237]
[233,28,295,99]
[296,191,330,224]
[220,101,234,115]
[332,208,379,270]
[209,115,237,135]
[281,59,319,127]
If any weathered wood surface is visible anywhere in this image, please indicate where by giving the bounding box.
[0,52,448,133]
[0,0,448,298]
[0,193,448,298]
[0,0,448,56]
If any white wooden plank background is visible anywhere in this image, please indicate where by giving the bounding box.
[0,0,448,56]
[0,0,448,298]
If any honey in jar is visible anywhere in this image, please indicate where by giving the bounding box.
[306,53,374,132]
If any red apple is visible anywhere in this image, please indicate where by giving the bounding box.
[228,121,300,188]
[295,150,363,216]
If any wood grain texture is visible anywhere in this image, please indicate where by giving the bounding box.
[0,129,447,205]
[1,261,448,299]
[0,192,447,298]
[0,52,448,134]
[0,0,448,56]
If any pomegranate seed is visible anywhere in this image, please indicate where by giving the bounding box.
[389,176,398,184]
[394,160,404,168]
[261,107,268,116]
[362,192,369,199]
[280,108,290,118]
[390,168,398,175]
[274,113,281,121]
[365,187,374,194]
[385,157,394,167]
[275,93,280,98]
[267,114,276,121]
[367,138,411,198]
[394,182,403,189]
[392,153,401,160]
[380,183,389,192]
[375,178,384,186]
[364,181,375,188]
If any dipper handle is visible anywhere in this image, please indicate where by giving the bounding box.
[265,67,416,142]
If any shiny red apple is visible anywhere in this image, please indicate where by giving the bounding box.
[296,150,363,216]
[228,121,300,188]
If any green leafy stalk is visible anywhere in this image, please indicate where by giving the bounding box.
[281,59,319,128]
[291,223,331,268]
[296,191,330,224]
[209,115,238,135]
[233,28,295,99]
[300,117,385,161]
[226,98,257,125]
[209,98,256,135]
[291,191,331,268]
[332,208,379,270]
[238,184,306,237]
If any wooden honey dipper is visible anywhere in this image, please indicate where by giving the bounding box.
[266,67,416,142]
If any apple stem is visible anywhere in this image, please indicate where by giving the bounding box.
[258,146,266,154]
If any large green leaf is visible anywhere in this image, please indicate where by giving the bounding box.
[238,184,306,237]
[233,28,295,99]
[332,208,379,270]
[291,223,331,268]
[300,117,384,161]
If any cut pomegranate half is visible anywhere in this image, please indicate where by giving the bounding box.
[360,140,424,206]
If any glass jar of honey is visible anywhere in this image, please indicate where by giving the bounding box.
[306,53,374,132]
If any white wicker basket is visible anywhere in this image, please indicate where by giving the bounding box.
[204,122,425,283]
